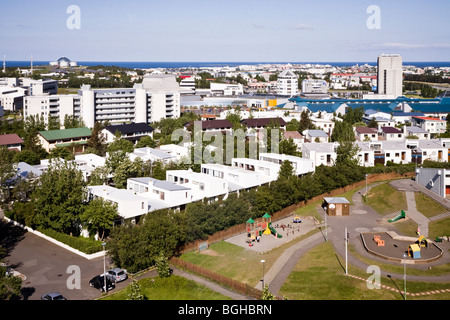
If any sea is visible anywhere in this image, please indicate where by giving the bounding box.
[5,61,450,69]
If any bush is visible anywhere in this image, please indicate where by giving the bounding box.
[37,228,103,254]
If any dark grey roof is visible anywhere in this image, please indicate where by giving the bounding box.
[104,123,154,135]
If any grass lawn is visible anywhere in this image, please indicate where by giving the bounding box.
[415,192,448,219]
[102,276,231,300]
[279,241,450,300]
[366,182,407,215]
[429,218,450,240]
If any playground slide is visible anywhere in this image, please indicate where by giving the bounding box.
[388,210,406,223]
[269,225,283,238]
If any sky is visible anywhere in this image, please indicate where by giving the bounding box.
[1,0,449,62]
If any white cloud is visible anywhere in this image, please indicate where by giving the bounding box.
[289,23,314,31]
[374,42,450,49]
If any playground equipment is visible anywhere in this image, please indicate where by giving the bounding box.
[293,216,302,223]
[373,235,385,247]
[417,235,429,248]
[246,214,283,242]
[388,210,406,223]
[408,244,421,259]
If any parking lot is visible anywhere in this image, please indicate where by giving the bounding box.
[0,219,130,300]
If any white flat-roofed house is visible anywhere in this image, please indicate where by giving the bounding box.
[417,140,446,163]
[355,142,376,167]
[157,144,191,162]
[128,147,177,164]
[381,141,411,164]
[310,117,335,135]
[258,153,315,176]
[87,185,149,223]
[166,169,230,202]
[231,158,281,181]
[301,142,337,167]
[127,177,192,211]
[201,163,273,190]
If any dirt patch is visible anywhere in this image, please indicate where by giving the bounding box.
[200,249,224,257]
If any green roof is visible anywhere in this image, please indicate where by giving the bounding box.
[39,127,92,142]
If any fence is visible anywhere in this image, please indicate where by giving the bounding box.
[170,257,264,300]
[181,171,414,253]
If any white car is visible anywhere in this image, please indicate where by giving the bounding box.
[106,268,128,283]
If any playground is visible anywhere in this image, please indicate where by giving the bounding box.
[361,232,444,264]
[226,213,317,253]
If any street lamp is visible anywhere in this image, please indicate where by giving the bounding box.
[260,260,266,289]
[365,173,368,196]
[402,253,407,300]
[102,242,107,293]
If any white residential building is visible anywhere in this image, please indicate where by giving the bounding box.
[231,158,282,181]
[201,163,273,190]
[302,129,329,143]
[128,147,177,164]
[377,54,403,98]
[301,79,328,94]
[301,142,337,167]
[166,169,231,202]
[127,177,192,210]
[404,126,430,139]
[87,185,149,222]
[277,70,298,96]
[23,74,181,128]
[411,116,446,134]
[258,153,315,176]
[210,83,244,96]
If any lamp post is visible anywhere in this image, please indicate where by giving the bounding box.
[345,227,348,275]
[102,242,107,293]
[261,260,266,289]
[403,253,407,300]
[365,173,368,196]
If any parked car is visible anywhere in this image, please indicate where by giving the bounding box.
[41,292,67,300]
[106,268,128,283]
[89,275,115,292]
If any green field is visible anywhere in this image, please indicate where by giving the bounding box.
[279,241,450,300]
[102,276,231,300]
[366,182,407,215]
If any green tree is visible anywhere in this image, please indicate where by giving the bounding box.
[86,122,107,156]
[298,111,315,133]
[0,246,23,300]
[127,280,146,300]
[155,253,172,278]
[278,160,295,180]
[279,138,298,156]
[135,136,157,148]
[32,160,86,235]
[81,198,119,240]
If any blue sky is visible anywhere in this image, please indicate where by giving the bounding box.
[1,0,449,62]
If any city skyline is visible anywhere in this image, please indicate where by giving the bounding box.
[1,0,450,62]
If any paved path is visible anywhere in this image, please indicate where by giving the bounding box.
[262,180,450,298]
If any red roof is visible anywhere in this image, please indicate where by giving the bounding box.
[0,134,24,146]
[412,116,444,121]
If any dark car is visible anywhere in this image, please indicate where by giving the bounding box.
[41,292,67,300]
[89,275,115,292]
